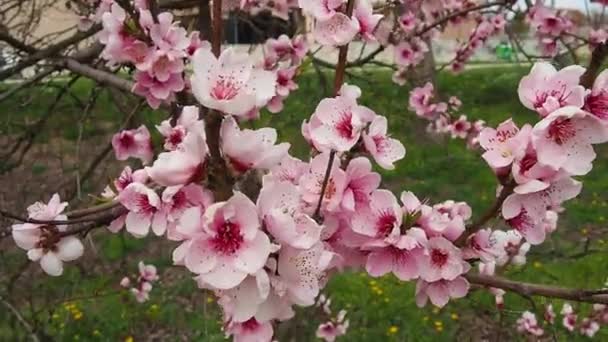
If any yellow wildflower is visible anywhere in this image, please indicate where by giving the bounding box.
[387,326,399,334]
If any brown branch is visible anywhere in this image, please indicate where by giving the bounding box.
[416,1,511,36]
[55,58,134,93]
[466,273,608,304]
[0,30,37,54]
[580,42,608,88]
[0,26,100,80]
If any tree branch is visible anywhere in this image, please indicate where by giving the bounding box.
[466,273,608,304]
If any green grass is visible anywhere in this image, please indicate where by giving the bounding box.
[2,66,608,341]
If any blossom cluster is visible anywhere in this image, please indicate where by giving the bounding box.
[120,261,160,303]
[408,82,485,148]
[518,303,608,338]
[315,295,349,342]
[301,0,382,46]
[449,15,506,73]
[527,1,575,56]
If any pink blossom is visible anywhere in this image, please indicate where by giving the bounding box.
[257,181,322,249]
[111,125,154,164]
[146,132,208,186]
[415,276,470,308]
[516,311,544,336]
[226,318,273,342]
[277,243,334,306]
[117,183,163,238]
[449,115,471,139]
[580,318,600,337]
[138,260,159,282]
[353,0,383,42]
[137,51,185,82]
[164,184,214,241]
[149,12,189,60]
[308,94,371,152]
[216,270,270,323]
[133,71,185,109]
[11,194,84,276]
[418,237,467,282]
[399,12,417,32]
[463,228,504,262]
[183,192,271,290]
[364,227,428,281]
[131,281,153,303]
[584,69,608,121]
[156,105,205,151]
[589,29,608,49]
[263,155,308,186]
[314,13,360,47]
[350,189,403,240]
[300,152,347,212]
[362,115,406,170]
[191,46,276,116]
[532,106,608,175]
[220,116,290,173]
[561,303,577,331]
[276,66,298,97]
[341,157,380,212]
[518,62,586,117]
[120,277,131,288]
[316,319,349,342]
[545,304,556,324]
[113,166,149,193]
[299,0,344,20]
[478,119,529,170]
[409,82,447,119]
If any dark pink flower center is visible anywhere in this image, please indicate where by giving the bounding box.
[547,118,576,145]
[211,78,240,100]
[376,211,397,237]
[211,219,243,255]
[584,92,608,120]
[335,111,355,138]
[119,133,135,149]
[241,318,260,331]
[168,129,185,147]
[136,194,157,214]
[519,152,537,173]
[430,248,449,267]
[506,210,534,233]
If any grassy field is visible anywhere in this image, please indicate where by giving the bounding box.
[1,65,608,341]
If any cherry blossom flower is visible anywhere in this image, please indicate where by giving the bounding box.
[299,0,344,20]
[257,181,322,249]
[133,71,185,109]
[149,12,190,59]
[183,192,271,290]
[314,13,360,47]
[409,83,447,119]
[131,281,153,303]
[138,261,160,282]
[277,243,334,306]
[340,157,380,212]
[156,105,206,151]
[191,46,276,116]
[479,119,530,171]
[11,194,84,276]
[449,115,472,139]
[217,270,270,323]
[220,116,290,173]
[580,318,600,337]
[399,12,417,32]
[418,237,468,282]
[353,0,382,42]
[226,318,273,342]
[111,125,154,164]
[545,304,556,324]
[561,303,577,331]
[518,62,586,117]
[362,115,406,170]
[262,155,308,186]
[415,276,470,308]
[316,316,349,342]
[308,94,372,152]
[146,132,208,186]
[584,69,608,121]
[516,311,544,336]
[275,66,298,97]
[300,152,347,213]
[532,106,608,175]
[117,183,163,238]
